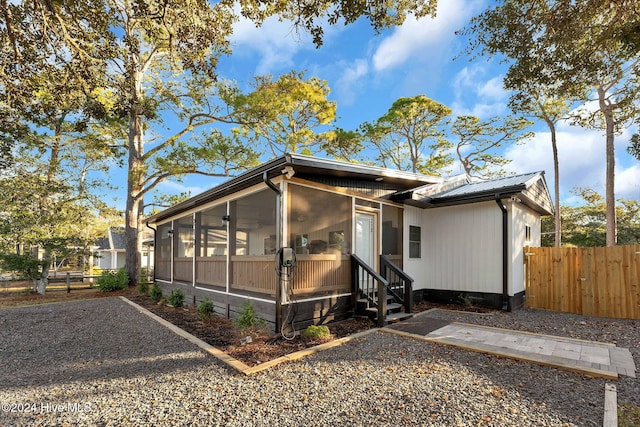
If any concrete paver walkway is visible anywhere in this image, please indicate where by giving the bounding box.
[387,321,636,380]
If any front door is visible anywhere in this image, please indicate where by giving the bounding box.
[355,211,377,271]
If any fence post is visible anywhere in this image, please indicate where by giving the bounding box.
[66,272,71,293]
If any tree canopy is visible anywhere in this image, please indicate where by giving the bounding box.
[230,71,337,156]
[1,0,440,283]
[542,188,640,247]
[463,0,640,246]
[451,115,533,179]
[361,95,453,175]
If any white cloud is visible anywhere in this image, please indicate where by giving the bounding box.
[617,164,640,201]
[157,179,207,199]
[450,64,509,118]
[504,124,640,203]
[477,76,507,100]
[229,7,350,75]
[334,59,369,105]
[230,13,312,74]
[372,0,479,72]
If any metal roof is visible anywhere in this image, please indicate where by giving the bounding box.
[399,171,554,215]
[430,171,543,200]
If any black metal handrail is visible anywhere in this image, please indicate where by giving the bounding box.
[380,255,414,314]
[350,254,388,327]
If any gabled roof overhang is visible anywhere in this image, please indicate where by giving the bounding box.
[146,154,442,224]
[393,171,554,216]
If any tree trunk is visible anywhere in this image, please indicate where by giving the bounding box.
[598,87,617,246]
[545,118,561,247]
[125,108,144,285]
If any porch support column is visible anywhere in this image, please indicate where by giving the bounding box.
[264,172,283,332]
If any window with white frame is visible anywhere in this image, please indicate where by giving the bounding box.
[409,225,421,259]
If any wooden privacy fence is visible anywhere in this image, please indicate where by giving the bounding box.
[524,245,640,319]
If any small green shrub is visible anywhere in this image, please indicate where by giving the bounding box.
[457,293,473,307]
[302,325,331,340]
[196,298,215,320]
[150,282,163,301]
[235,300,266,330]
[96,268,129,292]
[168,288,185,308]
[137,277,150,294]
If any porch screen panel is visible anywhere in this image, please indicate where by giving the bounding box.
[196,204,227,289]
[229,189,277,297]
[382,204,403,268]
[156,223,172,281]
[288,184,352,296]
[174,215,193,283]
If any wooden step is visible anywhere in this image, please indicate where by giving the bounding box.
[386,302,402,312]
[365,303,402,317]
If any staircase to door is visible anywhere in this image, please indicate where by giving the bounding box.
[351,254,414,327]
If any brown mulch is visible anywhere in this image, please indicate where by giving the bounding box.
[1,286,493,367]
[124,293,494,366]
[125,291,377,367]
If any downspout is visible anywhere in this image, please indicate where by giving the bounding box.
[494,194,509,311]
[145,221,157,283]
[263,171,283,332]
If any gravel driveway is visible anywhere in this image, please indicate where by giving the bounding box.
[1,297,637,426]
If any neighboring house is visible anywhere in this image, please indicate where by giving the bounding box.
[94,227,154,272]
[145,154,553,333]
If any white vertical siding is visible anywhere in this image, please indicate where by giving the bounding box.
[404,202,504,295]
[404,200,543,297]
[403,205,427,286]
[510,203,541,295]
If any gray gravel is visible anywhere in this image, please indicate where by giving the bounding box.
[0,298,637,426]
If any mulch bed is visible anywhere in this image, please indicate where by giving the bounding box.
[125,291,376,367]
[126,292,494,366]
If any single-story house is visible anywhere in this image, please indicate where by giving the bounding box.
[145,154,553,332]
[94,226,154,273]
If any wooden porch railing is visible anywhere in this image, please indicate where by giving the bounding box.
[380,254,414,314]
[350,254,388,327]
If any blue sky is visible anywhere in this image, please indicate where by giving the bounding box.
[149,0,640,209]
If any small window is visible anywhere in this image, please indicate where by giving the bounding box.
[525,225,532,242]
[409,225,421,259]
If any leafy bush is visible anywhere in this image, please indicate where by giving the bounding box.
[235,300,266,330]
[137,277,150,294]
[0,253,44,280]
[168,288,185,307]
[196,298,215,320]
[302,325,331,340]
[150,282,163,301]
[96,268,129,292]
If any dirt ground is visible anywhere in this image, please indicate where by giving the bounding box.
[0,287,130,308]
[0,286,491,367]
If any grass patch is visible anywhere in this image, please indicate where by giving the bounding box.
[619,402,640,427]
